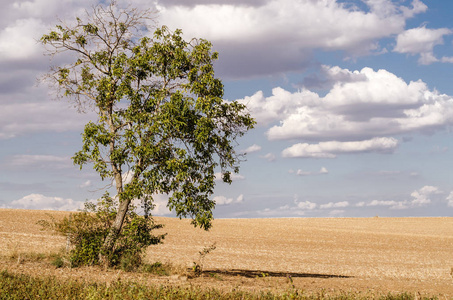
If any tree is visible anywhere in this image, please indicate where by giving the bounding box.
[41,1,254,266]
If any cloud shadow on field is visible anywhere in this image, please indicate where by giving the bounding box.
[202,269,352,279]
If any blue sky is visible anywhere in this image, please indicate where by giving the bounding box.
[0,0,452,218]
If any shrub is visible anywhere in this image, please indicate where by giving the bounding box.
[38,193,166,269]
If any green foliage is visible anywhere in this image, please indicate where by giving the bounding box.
[41,1,255,232]
[41,1,254,265]
[38,194,165,268]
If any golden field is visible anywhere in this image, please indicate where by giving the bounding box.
[1,208,452,297]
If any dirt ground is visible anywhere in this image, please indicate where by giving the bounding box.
[1,208,452,298]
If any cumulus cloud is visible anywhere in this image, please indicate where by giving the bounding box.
[0,18,47,60]
[214,172,245,181]
[367,200,408,210]
[0,0,96,62]
[256,206,306,217]
[394,26,452,64]
[447,192,453,207]
[122,170,134,185]
[260,153,276,162]
[282,138,398,158]
[79,180,92,188]
[290,167,329,176]
[361,186,444,210]
[5,193,84,211]
[410,185,442,206]
[214,194,244,206]
[150,194,172,216]
[303,65,368,90]
[238,66,453,159]
[129,193,172,216]
[241,144,262,154]
[158,0,426,77]
[320,201,349,209]
[295,200,317,210]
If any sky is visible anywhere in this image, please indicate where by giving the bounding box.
[0,0,452,218]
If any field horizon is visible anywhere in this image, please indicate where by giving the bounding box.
[1,208,452,298]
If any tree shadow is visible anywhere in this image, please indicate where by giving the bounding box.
[202,269,352,279]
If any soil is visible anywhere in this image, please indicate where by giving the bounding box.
[1,208,452,297]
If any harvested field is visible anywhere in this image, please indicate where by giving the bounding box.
[1,208,452,297]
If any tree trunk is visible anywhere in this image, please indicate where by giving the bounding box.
[99,196,131,267]
[99,115,128,267]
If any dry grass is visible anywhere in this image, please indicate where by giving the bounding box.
[1,208,452,297]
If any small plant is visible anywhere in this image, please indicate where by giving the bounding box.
[51,256,64,268]
[192,242,217,277]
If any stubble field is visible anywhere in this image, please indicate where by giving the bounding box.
[0,208,452,298]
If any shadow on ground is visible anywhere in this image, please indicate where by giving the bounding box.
[202,269,352,279]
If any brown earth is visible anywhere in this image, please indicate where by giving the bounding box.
[1,208,452,298]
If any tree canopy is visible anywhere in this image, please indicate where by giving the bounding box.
[41,1,254,265]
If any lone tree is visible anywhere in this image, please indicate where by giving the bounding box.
[41,1,254,266]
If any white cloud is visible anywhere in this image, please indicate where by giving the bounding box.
[366,199,408,210]
[441,56,453,63]
[158,0,425,77]
[0,98,95,140]
[79,180,92,188]
[256,206,307,217]
[6,154,72,170]
[260,153,276,162]
[410,185,442,206]
[292,167,329,176]
[394,26,452,64]
[122,170,134,185]
[214,172,245,181]
[282,137,398,159]
[214,194,244,206]
[400,0,428,18]
[150,194,172,216]
[295,200,317,210]
[239,67,453,149]
[241,144,262,154]
[10,0,93,19]
[0,18,47,60]
[5,193,84,211]
[360,186,444,210]
[131,193,172,216]
[447,192,453,207]
[320,201,349,209]
[368,200,399,206]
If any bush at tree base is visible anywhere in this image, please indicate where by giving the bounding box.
[38,193,165,268]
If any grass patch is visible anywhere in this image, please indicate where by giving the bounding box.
[140,261,170,276]
[3,251,49,264]
[0,270,439,300]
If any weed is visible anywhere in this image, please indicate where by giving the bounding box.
[192,242,216,277]
[51,256,64,268]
